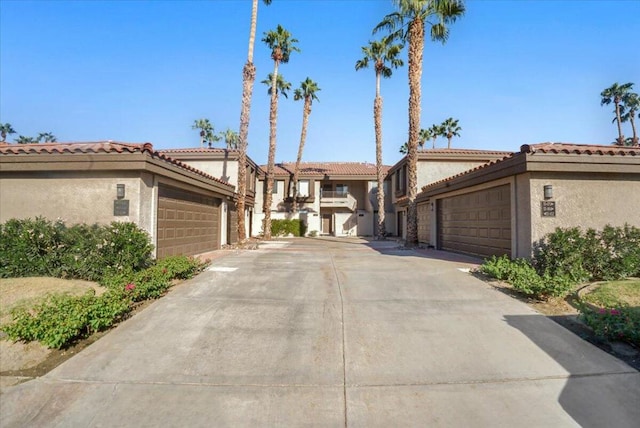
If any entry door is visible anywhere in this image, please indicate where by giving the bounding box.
[322,214,332,234]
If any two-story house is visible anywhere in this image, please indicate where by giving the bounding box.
[254,162,392,237]
[160,148,261,243]
[386,149,512,239]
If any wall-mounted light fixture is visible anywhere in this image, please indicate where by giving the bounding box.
[116,184,125,199]
[543,185,553,200]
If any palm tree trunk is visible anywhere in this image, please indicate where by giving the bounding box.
[447,136,452,149]
[405,17,424,247]
[236,0,260,242]
[374,94,386,240]
[262,61,280,240]
[630,111,638,146]
[615,100,625,145]
[292,97,311,213]
[236,62,255,242]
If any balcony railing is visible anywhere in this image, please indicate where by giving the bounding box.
[320,191,357,211]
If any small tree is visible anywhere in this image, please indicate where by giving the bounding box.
[37,132,57,143]
[622,91,639,146]
[442,117,461,148]
[219,128,240,150]
[15,135,37,144]
[192,118,219,148]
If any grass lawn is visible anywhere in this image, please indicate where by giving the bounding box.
[581,279,640,308]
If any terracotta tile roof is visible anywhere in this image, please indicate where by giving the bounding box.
[417,148,513,156]
[264,162,390,177]
[419,142,639,193]
[521,142,640,156]
[0,141,233,187]
[161,147,238,154]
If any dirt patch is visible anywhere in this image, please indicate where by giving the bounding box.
[475,272,639,371]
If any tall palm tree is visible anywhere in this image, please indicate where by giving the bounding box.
[0,123,16,142]
[622,91,639,146]
[375,0,465,246]
[291,77,321,213]
[192,118,217,148]
[219,128,240,150]
[261,25,300,240]
[37,132,57,143]
[356,35,404,239]
[601,82,633,146]
[442,117,461,148]
[236,0,272,243]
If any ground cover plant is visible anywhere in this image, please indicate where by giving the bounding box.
[0,217,207,349]
[577,279,640,347]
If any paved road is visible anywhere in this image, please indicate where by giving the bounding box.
[1,238,638,427]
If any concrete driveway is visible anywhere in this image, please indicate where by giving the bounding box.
[1,238,638,427]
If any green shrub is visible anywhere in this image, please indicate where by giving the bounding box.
[533,227,589,283]
[2,290,131,349]
[156,255,205,279]
[534,224,640,283]
[271,219,306,237]
[0,217,66,278]
[578,305,640,347]
[479,255,513,280]
[0,218,154,281]
[480,256,574,300]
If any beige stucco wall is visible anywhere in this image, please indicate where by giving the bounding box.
[0,171,152,235]
[183,159,239,186]
[416,160,490,189]
[528,172,640,251]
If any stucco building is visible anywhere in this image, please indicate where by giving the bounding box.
[0,142,236,258]
[387,149,512,239]
[415,143,640,258]
[253,162,392,237]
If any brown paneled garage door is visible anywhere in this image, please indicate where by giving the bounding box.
[157,185,221,258]
[437,184,511,258]
[417,201,431,244]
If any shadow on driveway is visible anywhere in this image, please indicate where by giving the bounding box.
[504,314,640,428]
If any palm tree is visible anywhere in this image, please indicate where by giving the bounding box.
[15,135,37,144]
[356,35,404,239]
[291,77,321,213]
[219,128,240,150]
[430,123,443,148]
[192,118,218,148]
[442,117,461,148]
[419,127,432,148]
[622,91,639,146]
[601,82,633,145]
[261,25,300,240]
[375,0,465,246]
[0,123,16,142]
[37,132,57,143]
[399,141,409,154]
[236,0,272,243]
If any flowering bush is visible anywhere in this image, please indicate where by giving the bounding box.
[578,305,640,347]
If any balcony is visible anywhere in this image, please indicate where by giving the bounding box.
[320,191,357,211]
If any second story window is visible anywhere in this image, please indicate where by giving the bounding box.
[298,180,310,197]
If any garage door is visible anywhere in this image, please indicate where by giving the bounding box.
[227,204,238,245]
[417,201,431,244]
[157,185,221,258]
[437,184,511,258]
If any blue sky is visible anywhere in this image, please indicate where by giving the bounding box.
[1,0,638,166]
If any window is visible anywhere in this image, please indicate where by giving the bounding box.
[298,180,310,197]
[272,180,281,193]
[336,184,348,196]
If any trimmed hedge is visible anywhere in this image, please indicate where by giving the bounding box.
[271,219,306,237]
